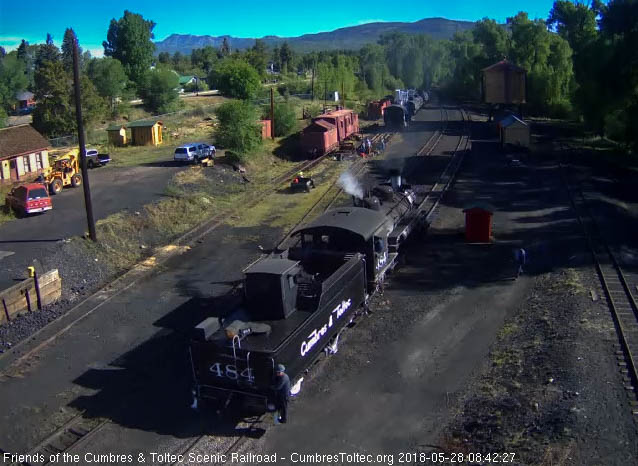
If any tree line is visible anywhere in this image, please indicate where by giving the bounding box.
[0,1,635,150]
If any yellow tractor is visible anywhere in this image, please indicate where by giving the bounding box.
[42,150,82,195]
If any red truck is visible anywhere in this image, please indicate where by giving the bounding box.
[4,183,53,217]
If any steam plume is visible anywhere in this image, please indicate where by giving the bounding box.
[338,172,364,199]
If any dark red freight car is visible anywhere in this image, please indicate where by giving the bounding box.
[301,108,359,157]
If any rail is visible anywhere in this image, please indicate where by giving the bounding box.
[559,145,638,407]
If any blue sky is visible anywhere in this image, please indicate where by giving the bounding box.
[0,0,557,56]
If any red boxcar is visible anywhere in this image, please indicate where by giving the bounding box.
[314,109,359,143]
[301,120,338,156]
[301,108,359,156]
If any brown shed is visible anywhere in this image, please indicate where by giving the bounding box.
[106,124,128,146]
[128,120,163,146]
[482,60,527,104]
[463,204,494,243]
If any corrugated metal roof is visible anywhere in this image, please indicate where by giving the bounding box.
[293,207,387,241]
[0,124,49,159]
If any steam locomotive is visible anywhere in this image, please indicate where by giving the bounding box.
[189,174,429,412]
[384,89,428,127]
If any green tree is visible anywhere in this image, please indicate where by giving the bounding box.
[32,59,106,136]
[472,18,509,66]
[103,10,156,87]
[158,52,170,64]
[191,46,218,74]
[35,33,60,69]
[32,60,74,135]
[61,28,81,70]
[138,67,179,113]
[279,42,293,73]
[0,47,5,59]
[87,57,128,109]
[215,100,261,154]
[271,102,298,137]
[210,59,261,99]
[0,107,7,128]
[0,54,28,111]
[220,37,231,56]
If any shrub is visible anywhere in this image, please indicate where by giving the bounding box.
[215,100,262,154]
[209,59,261,100]
[265,102,298,137]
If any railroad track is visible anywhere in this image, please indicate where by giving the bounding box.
[416,105,448,157]
[10,415,109,466]
[424,108,471,222]
[167,415,264,466]
[560,149,638,414]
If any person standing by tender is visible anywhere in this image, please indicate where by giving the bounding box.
[272,364,290,424]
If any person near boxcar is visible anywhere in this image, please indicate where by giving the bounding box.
[272,364,291,424]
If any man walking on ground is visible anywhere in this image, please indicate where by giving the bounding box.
[272,364,290,424]
[515,248,527,277]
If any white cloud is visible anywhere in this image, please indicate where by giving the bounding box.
[0,37,24,50]
[86,47,104,58]
[356,19,387,25]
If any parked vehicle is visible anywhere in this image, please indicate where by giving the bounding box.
[174,143,213,163]
[5,183,52,217]
[85,149,111,168]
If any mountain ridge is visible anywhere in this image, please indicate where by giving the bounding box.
[155,17,475,55]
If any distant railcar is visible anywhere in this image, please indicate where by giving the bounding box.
[406,95,424,117]
[300,108,359,157]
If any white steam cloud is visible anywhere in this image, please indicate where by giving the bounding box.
[338,172,364,199]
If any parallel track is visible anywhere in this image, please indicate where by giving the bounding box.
[560,151,638,407]
[10,106,464,466]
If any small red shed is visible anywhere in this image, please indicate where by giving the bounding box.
[463,204,494,243]
[259,120,272,140]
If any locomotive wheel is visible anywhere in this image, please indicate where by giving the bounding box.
[71,173,82,187]
[50,179,63,194]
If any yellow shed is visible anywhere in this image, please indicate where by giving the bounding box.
[482,60,527,104]
[129,120,163,146]
[106,124,128,146]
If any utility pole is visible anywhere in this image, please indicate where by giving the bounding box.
[270,87,275,139]
[72,32,97,242]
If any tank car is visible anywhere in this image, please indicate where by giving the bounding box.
[189,173,433,412]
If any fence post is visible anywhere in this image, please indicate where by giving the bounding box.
[34,270,42,310]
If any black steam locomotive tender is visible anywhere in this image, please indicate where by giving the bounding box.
[189,206,402,412]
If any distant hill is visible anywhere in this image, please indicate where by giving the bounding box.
[155,17,475,55]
